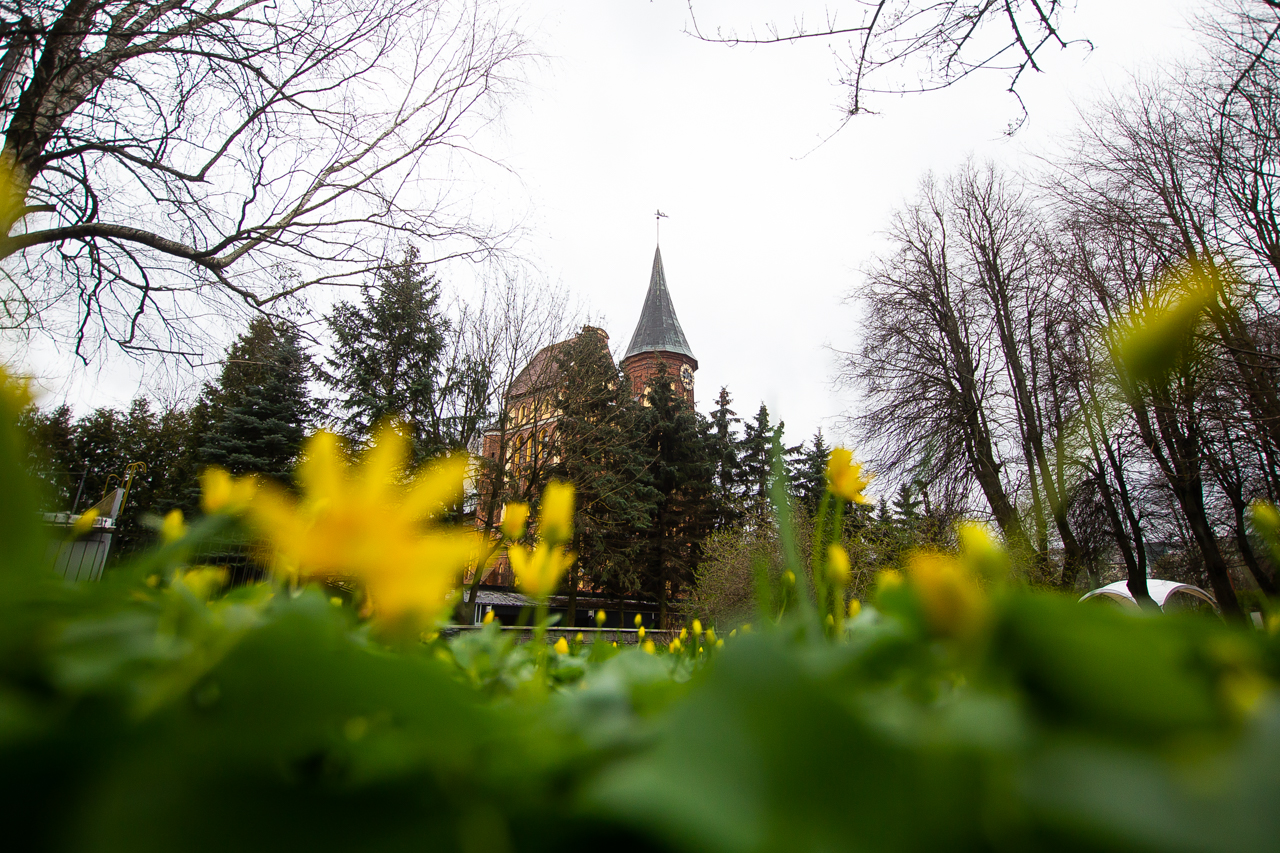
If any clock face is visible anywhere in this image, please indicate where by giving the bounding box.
[679,364,694,390]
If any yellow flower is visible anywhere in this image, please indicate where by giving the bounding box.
[691,619,703,637]
[679,627,688,641]
[330,597,343,606]
[161,509,187,543]
[782,570,796,586]
[554,637,569,655]
[200,467,257,515]
[71,508,99,537]
[575,632,584,643]
[729,628,737,638]
[508,541,575,599]
[539,481,574,543]
[1112,263,1219,385]
[177,566,226,600]
[0,367,32,414]
[825,448,872,504]
[876,569,903,592]
[642,640,655,654]
[637,625,646,640]
[827,544,851,584]
[848,599,862,619]
[956,522,1008,581]
[715,639,724,649]
[705,627,717,644]
[595,609,606,627]
[500,502,530,540]
[669,637,683,653]
[907,551,987,640]
[243,425,478,626]
[634,613,643,628]
[824,613,834,628]
[482,610,494,624]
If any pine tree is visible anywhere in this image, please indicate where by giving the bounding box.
[324,245,463,462]
[635,362,715,627]
[199,317,314,486]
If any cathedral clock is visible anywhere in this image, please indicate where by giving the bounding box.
[679,363,694,390]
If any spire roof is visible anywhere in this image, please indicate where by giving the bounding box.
[623,246,696,362]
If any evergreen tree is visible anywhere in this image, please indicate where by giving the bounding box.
[19,403,78,510]
[551,332,657,625]
[635,362,715,627]
[324,245,468,462]
[792,430,831,514]
[199,317,314,486]
[705,387,743,531]
[737,403,799,515]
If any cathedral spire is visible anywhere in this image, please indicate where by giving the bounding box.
[623,245,696,364]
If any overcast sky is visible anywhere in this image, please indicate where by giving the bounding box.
[19,0,1204,449]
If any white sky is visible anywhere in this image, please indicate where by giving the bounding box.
[17,0,1204,448]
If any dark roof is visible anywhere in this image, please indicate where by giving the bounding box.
[623,246,695,362]
[507,326,609,401]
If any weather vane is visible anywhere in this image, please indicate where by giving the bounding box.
[655,209,668,243]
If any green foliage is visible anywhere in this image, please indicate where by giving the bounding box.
[199,316,315,486]
[3,390,1280,852]
[324,246,489,462]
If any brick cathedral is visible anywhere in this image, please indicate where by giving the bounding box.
[470,245,697,602]
[619,245,698,406]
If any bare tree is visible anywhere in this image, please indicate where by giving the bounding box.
[840,172,1036,558]
[685,0,1080,131]
[0,0,529,359]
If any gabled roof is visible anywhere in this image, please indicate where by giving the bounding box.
[623,246,695,362]
[507,326,610,401]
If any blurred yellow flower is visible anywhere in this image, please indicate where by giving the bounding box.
[715,639,724,649]
[848,599,862,619]
[508,541,575,599]
[482,610,494,624]
[1112,263,1219,385]
[637,625,646,640]
[574,632,583,643]
[634,613,643,627]
[595,609,606,627]
[782,570,796,586]
[554,637,569,655]
[876,569,903,593]
[161,509,187,543]
[539,481,574,543]
[957,521,1008,581]
[691,619,703,637]
[679,627,688,641]
[826,448,871,504]
[71,508,99,537]
[907,551,987,640]
[669,637,683,653]
[177,566,226,600]
[642,640,655,654]
[0,367,32,414]
[243,425,477,626]
[500,502,530,540]
[827,544,851,584]
[705,627,717,644]
[200,467,257,515]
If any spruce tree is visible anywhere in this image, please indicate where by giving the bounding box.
[551,332,657,626]
[792,430,831,514]
[324,245,461,462]
[705,387,743,531]
[199,317,314,486]
[635,362,715,627]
